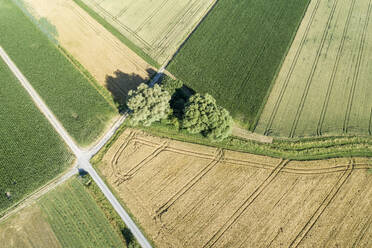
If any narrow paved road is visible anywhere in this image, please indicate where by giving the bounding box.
[0,46,152,248]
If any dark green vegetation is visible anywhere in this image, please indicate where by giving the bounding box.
[169,0,311,129]
[0,61,72,215]
[39,178,124,247]
[72,0,160,69]
[128,83,171,126]
[125,121,372,161]
[0,0,117,146]
[183,93,233,141]
[81,175,140,247]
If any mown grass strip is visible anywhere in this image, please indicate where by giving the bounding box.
[100,120,372,161]
[168,0,311,130]
[0,60,72,215]
[38,178,124,248]
[72,0,160,69]
[0,0,117,146]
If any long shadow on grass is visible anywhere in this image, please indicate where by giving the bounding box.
[106,68,156,111]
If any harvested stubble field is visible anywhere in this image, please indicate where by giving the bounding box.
[0,60,72,214]
[256,0,372,138]
[96,129,372,247]
[0,0,117,146]
[0,178,124,248]
[168,0,311,129]
[22,0,156,107]
[77,0,216,65]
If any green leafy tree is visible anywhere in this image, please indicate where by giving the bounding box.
[161,76,183,96]
[127,83,171,126]
[183,93,233,141]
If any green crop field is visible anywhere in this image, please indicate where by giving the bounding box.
[256,0,372,138]
[0,60,72,214]
[39,178,124,247]
[0,178,125,247]
[168,0,311,129]
[77,0,216,65]
[0,0,117,146]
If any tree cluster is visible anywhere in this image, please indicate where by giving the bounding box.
[127,78,233,141]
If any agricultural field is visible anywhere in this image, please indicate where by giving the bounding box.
[0,0,117,146]
[0,59,72,214]
[256,0,372,138]
[21,0,156,107]
[77,0,216,65]
[0,178,125,247]
[168,0,311,129]
[95,129,372,247]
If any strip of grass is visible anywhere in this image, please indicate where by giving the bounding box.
[168,0,311,130]
[81,174,140,247]
[0,60,72,215]
[39,178,124,247]
[72,0,160,69]
[110,120,372,161]
[0,0,117,146]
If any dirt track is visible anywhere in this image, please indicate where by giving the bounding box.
[98,129,372,248]
[23,0,155,104]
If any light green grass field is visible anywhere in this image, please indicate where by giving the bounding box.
[77,0,216,65]
[0,0,117,146]
[0,60,72,214]
[39,178,124,247]
[0,178,126,248]
[256,0,372,138]
[168,0,311,130]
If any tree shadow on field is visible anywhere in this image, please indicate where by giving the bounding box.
[106,68,157,112]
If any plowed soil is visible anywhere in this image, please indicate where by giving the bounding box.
[97,129,372,247]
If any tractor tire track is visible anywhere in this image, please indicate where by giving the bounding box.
[316,0,357,136]
[289,160,354,248]
[154,149,224,218]
[289,0,339,138]
[114,140,169,184]
[202,159,289,248]
[264,0,322,136]
[343,0,372,133]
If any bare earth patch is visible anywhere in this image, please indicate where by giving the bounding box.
[97,129,372,247]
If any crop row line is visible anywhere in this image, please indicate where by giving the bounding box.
[264,0,322,136]
[289,160,354,247]
[343,0,372,133]
[289,0,340,138]
[316,0,357,136]
[203,159,289,248]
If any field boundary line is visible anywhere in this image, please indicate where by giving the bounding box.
[0,46,153,248]
[316,0,357,136]
[0,164,77,222]
[289,0,339,138]
[289,160,354,248]
[87,0,153,49]
[263,0,322,136]
[343,0,372,133]
[202,159,289,248]
[154,148,224,218]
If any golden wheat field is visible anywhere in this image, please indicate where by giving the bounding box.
[96,129,372,248]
